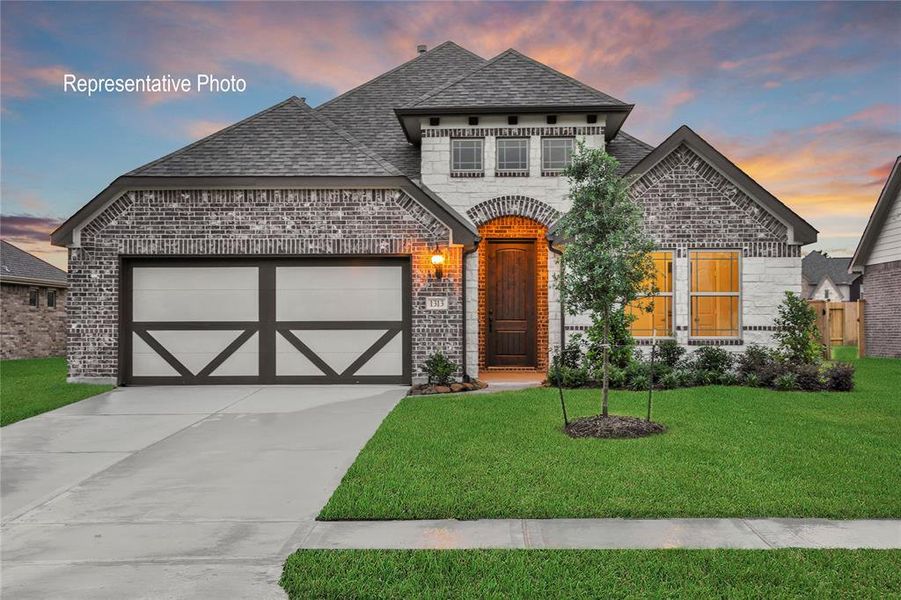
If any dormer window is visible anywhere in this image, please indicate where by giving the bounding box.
[451,138,484,176]
[496,138,529,175]
[542,137,574,174]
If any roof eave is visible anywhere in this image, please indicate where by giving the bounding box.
[0,275,67,288]
[849,156,901,272]
[395,104,634,144]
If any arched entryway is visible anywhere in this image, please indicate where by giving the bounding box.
[477,216,550,372]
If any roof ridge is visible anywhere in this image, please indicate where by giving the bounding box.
[316,41,485,111]
[291,97,401,175]
[404,48,514,108]
[406,47,629,109]
[501,48,629,106]
[127,97,300,175]
[0,239,67,277]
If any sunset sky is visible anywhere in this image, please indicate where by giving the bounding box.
[2,1,899,269]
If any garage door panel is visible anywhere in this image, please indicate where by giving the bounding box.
[131,333,181,377]
[276,266,402,321]
[124,258,410,385]
[355,333,403,376]
[210,332,259,377]
[276,333,326,376]
[150,330,246,375]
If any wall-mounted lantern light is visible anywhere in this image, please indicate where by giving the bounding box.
[430,245,445,280]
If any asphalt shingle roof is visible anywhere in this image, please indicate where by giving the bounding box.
[802,251,860,286]
[316,41,486,178]
[129,97,400,177]
[606,130,655,175]
[0,240,67,285]
[405,49,629,110]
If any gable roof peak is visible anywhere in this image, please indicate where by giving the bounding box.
[628,124,818,245]
[850,155,901,271]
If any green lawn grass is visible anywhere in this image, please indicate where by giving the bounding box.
[281,549,901,599]
[1,357,114,426]
[832,345,860,361]
[320,357,901,520]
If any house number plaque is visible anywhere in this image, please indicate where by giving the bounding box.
[426,296,448,310]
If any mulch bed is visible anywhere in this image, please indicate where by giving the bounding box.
[564,414,666,439]
[409,380,488,396]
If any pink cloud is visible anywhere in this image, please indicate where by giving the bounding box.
[0,214,67,270]
[184,119,229,140]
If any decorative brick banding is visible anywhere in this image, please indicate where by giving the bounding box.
[69,188,462,382]
[477,216,549,372]
[423,126,604,138]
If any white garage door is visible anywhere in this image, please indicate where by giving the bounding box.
[123,258,411,385]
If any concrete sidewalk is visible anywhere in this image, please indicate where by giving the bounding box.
[299,518,901,550]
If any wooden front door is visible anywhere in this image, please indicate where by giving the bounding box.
[486,240,536,367]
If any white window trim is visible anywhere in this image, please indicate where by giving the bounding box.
[450,138,484,173]
[496,137,530,173]
[631,249,676,339]
[688,249,743,340]
[541,136,575,172]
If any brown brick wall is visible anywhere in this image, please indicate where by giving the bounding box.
[1,283,67,359]
[478,216,548,371]
[862,260,901,358]
[69,188,463,381]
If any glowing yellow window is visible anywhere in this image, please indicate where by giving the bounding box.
[690,250,740,337]
[628,251,673,337]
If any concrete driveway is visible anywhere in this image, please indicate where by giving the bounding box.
[1,384,406,599]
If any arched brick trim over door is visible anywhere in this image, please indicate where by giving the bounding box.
[467,196,561,229]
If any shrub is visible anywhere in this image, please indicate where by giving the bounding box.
[547,364,591,388]
[674,369,695,387]
[718,372,739,386]
[737,344,776,379]
[657,339,685,369]
[691,346,734,376]
[624,360,648,386]
[585,310,635,370]
[628,373,650,391]
[774,291,823,364]
[792,363,824,392]
[424,351,458,386]
[825,362,855,391]
[659,371,681,389]
[742,373,761,388]
[607,366,627,389]
[692,369,718,387]
[558,335,584,369]
[758,359,788,388]
[775,371,799,391]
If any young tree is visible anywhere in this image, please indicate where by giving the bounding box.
[773,291,823,364]
[557,144,657,418]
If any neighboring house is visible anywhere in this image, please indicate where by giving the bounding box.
[51,42,817,386]
[802,251,861,301]
[0,240,68,360]
[850,156,901,358]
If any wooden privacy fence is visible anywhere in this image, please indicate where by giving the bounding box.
[808,300,865,357]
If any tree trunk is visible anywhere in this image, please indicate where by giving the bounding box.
[602,306,609,418]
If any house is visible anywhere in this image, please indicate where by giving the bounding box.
[850,156,901,358]
[0,240,68,360]
[802,251,861,301]
[50,42,816,385]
